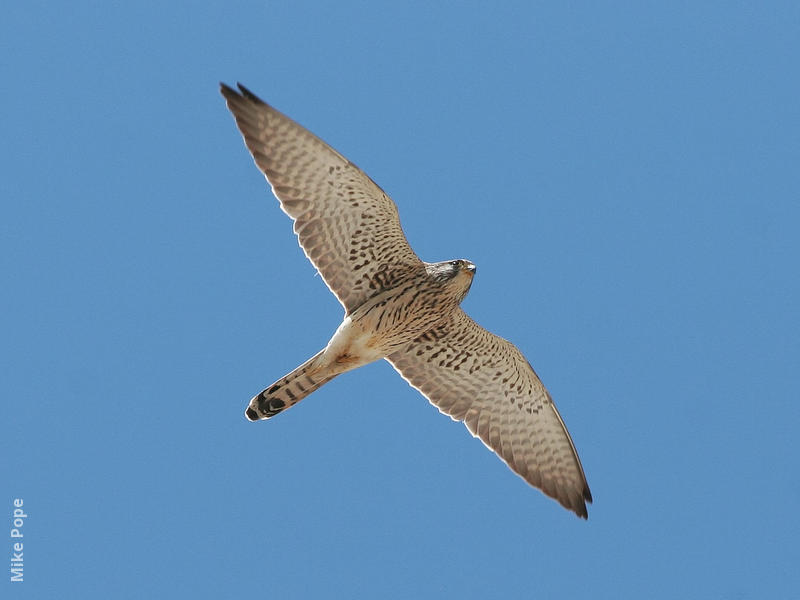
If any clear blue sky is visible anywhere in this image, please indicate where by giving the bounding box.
[3,2,798,598]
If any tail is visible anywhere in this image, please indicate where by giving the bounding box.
[245,350,336,421]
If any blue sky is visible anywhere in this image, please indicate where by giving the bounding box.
[3,1,799,598]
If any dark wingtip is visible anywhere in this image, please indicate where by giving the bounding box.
[574,484,593,519]
[236,82,264,104]
[245,407,259,421]
[575,484,592,519]
[219,82,238,99]
[573,499,589,520]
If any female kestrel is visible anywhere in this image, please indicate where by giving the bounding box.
[221,83,592,518]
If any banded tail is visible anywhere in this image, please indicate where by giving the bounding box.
[245,350,336,421]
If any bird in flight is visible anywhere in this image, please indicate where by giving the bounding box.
[221,83,592,518]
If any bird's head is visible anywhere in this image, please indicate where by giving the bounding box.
[427,259,476,302]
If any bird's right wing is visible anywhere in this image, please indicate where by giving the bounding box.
[221,83,422,313]
[387,309,592,518]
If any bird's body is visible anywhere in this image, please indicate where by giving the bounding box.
[246,259,476,420]
[221,83,593,518]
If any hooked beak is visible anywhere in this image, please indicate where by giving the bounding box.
[465,262,476,274]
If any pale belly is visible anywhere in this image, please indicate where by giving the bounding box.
[320,316,386,372]
[320,282,458,373]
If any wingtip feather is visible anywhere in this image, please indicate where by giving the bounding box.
[574,484,592,519]
[219,82,238,99]
[236,82,264,104]
[219,82,266,106]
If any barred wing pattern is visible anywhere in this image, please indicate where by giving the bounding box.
[221,83,422,313]
[387,309,592,518]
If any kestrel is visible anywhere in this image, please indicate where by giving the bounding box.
[221,83,592,518]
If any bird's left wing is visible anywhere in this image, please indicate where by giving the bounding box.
[221,83,422,313]
[386,309,592,518]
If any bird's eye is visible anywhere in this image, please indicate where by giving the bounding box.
[450,260,460,267]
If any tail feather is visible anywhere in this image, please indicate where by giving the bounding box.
[245,350,335,421]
